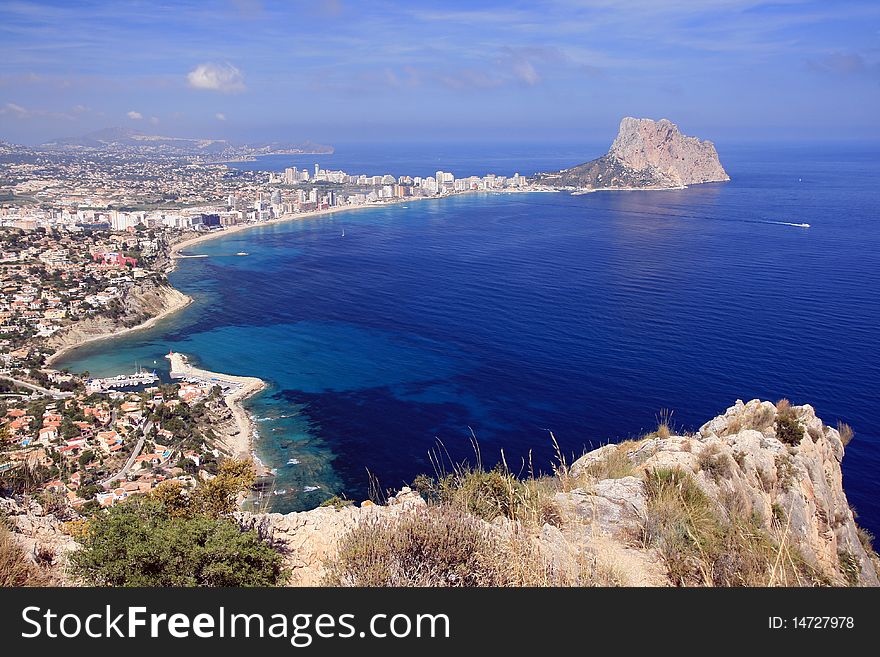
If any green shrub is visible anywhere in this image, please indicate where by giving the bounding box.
[775,400,804,446]
[68,497,286,587]
[319,495,354,510]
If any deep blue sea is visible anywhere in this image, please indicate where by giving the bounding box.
[57,142,880,537]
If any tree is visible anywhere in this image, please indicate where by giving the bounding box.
[191,458,256,517]
[67,496,285,587]
[78,450,95,469]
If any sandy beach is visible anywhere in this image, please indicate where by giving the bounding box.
[167,194,436,262]
[45,189,548,463]
[45,285,193,367]
[166,351,267,460]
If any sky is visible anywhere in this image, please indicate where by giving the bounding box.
[0,0,879,145]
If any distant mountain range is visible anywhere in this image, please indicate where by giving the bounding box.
[36,127,333,158]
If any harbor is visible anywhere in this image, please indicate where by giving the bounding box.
[85,369,159,393]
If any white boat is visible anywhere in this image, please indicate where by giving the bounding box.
[273,489,287,495]
[286,458,300,465]
[303,485,320,492]
[341,228,345,237]
[235,252,249,256]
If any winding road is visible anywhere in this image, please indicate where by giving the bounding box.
[100,420,153,487]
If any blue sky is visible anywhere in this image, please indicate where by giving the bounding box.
[1,0,879,144]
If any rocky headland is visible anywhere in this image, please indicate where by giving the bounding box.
[537,117,730,190]
[5,400,876,587]
[44,284,192,367]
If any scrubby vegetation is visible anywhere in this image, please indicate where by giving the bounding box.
[639,467,816,586]
[0,514,53,586]
[68,459,287,587]
[775,399,804,446]
[324,506,557,587]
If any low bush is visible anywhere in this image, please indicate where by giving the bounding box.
[324,506,555,587]
[68,496,286,587]
[68,458,287,587]
[775,399,804,446]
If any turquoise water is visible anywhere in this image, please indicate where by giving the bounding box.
[57,144,880,536]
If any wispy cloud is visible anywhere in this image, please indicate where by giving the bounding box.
[1,102,29,118]
[807,51,878,77]
[215,112,226,121]
[186,62,246,93]
[127,110,142,120]
[0,101,73,120]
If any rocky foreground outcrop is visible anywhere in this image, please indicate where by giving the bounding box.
[3,400,877,586]
[236,400,877,586]
[536,117,729,190]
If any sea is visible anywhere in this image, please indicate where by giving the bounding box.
[55,141,880,537]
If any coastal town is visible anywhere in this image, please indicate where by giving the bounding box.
[0,138,545,513]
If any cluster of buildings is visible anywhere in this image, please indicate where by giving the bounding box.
[1,143,538,234]
[1,376,227,509]
[0,144,546,513]
[0,228,162,362]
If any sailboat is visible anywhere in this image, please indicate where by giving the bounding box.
[341,228,345,237]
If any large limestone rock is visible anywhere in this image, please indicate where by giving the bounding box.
[0,497,78,584]
[568,399,879,586]
[536,117,729,190]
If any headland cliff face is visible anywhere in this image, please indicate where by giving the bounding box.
[537,117,730,190]
[4,400,877,587]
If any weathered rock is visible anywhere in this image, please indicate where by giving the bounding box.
[536,117,729,190]
[2,402,875,588]
[568,399,878,586]
[0,497,78,584]
[234,487,426,586]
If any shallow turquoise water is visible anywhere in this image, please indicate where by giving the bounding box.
[57,144,880,536]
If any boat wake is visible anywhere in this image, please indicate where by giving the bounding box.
[767,221,810,228]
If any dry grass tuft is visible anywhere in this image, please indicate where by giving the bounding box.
[323,506,558,587]
[0,522,53,587]
[655,409,674,440]
[580,441,641,481]
[698,443,734,481]
[837,422,854,447]
[639,467,817,586]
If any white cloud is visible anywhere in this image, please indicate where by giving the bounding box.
[187,62,246,93]
[0,102,73,120]
[1,102,29,118]
[127,110,143,120]
[215,112,226,121]
[512,59,540,85]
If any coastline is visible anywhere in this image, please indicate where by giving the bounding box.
[166,351,267,462]
[45,188,551,470]
[167,188,556,260]
[45,285,193,367]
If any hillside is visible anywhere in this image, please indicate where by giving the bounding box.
[3,400,877,587]
[38,127,334,158]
